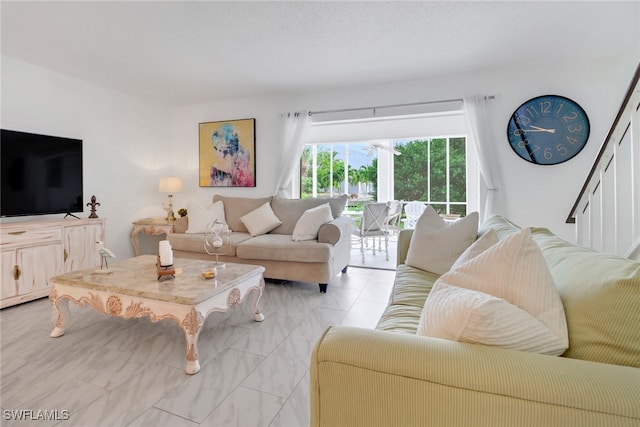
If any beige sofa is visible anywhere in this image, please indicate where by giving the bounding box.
[311,215,640,426]
[167,195,352,293]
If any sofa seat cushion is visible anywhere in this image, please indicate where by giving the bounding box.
[531,227,640,367]
[236,234,332,263]
[388,264,439,308]
[376,304,423,334]
[168,231,253,257]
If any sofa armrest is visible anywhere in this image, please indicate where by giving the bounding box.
[311,326,640,427]
[397,229,413,266]
[318,216,355,245]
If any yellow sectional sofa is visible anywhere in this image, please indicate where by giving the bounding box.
[310,215,640,426]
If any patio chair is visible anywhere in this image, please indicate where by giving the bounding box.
[401,200,426,229]
[353,202,391,263]
[385,200,403,236]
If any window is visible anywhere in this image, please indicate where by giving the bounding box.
[394,137,467,216]
[300,136,469,216]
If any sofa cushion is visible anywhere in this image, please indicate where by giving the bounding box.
[387,264,439,309]
[405,206,479,275]
[270,195,347,235]
[478,214,521,239]
[531,227,640,367]
[240,202,282,236]
[450,228,498,270]
[417,228,569,356]
[292,203,333,241]
[185,200,225,234]
[376,304,423,334]
[213,195,272,233]
[422,283,568,355]
[168,231,253,257]
[236,234,332,263]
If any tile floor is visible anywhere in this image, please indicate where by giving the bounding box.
[348,235,398,271]
[0,266,395,427]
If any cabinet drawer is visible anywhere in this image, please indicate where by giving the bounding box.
[1,227,63,247]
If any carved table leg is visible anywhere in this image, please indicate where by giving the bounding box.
[184,331,202,375]
[181,308,204,375]
[50,297,71,338]
[253,278,265,322]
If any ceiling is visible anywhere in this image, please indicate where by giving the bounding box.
[2,1,638,106]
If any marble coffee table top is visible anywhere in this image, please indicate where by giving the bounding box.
[49,255,264,305]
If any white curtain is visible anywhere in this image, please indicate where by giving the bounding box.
[275,111,311,198]
[463,95,502,222]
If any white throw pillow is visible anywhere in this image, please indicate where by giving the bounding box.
[292,203,333,241]
[450,229,499,270]
[417,228,569,356]
[240,202,282,236]
[405,206,479,275]
[420,283,568,355]
[186,200,225,234]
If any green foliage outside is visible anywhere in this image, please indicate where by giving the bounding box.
[393,137,466,215]
[300,138,466,216]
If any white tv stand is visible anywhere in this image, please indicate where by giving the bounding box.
[0,218,106,309]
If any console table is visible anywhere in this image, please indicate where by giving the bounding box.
[1,218,105,308]
[131,218,174,256]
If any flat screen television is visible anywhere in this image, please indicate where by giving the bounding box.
[1,129,83,218]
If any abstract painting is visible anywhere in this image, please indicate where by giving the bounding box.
[199,118,256,187]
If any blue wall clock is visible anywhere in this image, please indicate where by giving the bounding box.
[506,95,590,165]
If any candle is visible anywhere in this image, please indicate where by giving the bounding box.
[159,240,173,266]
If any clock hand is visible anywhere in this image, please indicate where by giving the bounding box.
[527,125,556,134]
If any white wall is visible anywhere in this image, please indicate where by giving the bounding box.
[3,52,638,259]
[171,56,638,243]
[1,56,173,258]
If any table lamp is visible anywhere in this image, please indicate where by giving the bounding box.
[159,176,183,221]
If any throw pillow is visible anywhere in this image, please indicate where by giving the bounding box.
[417,228,569,356]
[240,202,283,236]
[405,206,479,275]
[185,200,225,234]
[420,283,569,355]
[292,203,334,241]
[450,228,498,270]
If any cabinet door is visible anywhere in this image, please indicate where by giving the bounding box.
[64,223,104,271]
[1,250,18,299]
[16,243,64,296]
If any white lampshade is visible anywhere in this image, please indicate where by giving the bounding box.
[159,176,183,194]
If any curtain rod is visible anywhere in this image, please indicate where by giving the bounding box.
[308,96,494,116]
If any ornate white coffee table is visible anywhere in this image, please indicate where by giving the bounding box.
[48,255,265,374]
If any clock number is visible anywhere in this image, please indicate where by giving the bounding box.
[543,148,553,160]
[562,112,578,123]
[566,136,579,145]
[530,145,541,154]
[556,144,568,156]
[539,101,551,114]
[568,124,583,133]
[513,129,524,136]
[526,106,539,117]
[517,139,531,149]
[515,115,531,125]
[555,103,565,115]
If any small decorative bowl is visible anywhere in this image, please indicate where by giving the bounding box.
[201,268,217,280]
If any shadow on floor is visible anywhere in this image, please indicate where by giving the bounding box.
[349,235,398,271]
